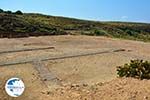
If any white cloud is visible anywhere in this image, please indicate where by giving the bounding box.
[121,16,128,19]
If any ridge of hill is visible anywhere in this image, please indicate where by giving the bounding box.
[0,10,150,41]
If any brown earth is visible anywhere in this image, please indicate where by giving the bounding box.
[0,35,149,100]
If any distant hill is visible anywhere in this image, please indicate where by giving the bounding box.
[0,9,150,41]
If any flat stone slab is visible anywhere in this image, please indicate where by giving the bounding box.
[32,60,58,81]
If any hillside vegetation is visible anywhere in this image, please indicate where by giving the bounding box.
[0,9,150,41]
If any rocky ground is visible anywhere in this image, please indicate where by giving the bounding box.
[48,78,150,100]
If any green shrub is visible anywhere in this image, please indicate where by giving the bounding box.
[5,10,12,14]
[117,59,150,79]
[14,10,23,15]
[94,30,107,36]
[0,9,4,13]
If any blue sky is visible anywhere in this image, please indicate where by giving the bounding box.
[0,0,150,23]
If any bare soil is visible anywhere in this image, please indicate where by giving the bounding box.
[0,35,149,100]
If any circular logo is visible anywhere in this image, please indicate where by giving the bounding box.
[5,78,25,97]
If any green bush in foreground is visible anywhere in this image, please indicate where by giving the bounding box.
[117,60,150,79]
